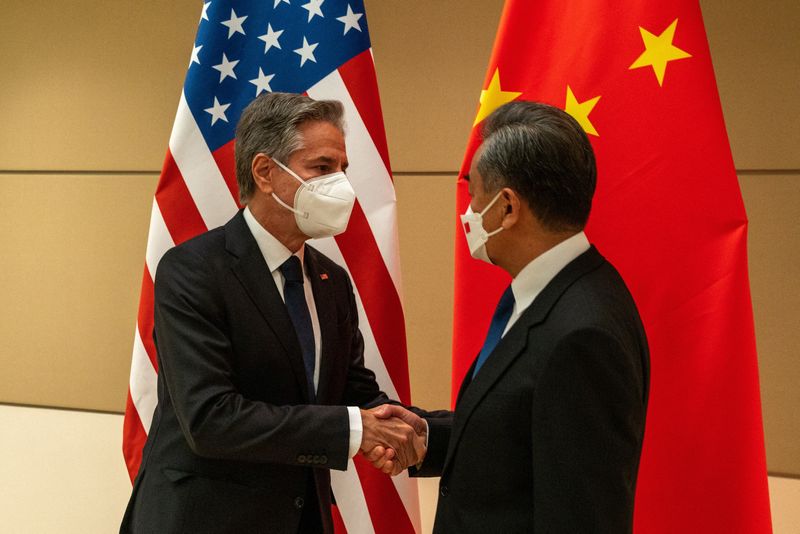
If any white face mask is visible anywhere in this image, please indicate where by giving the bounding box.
[271,159,356,238]
[460,191,504,263]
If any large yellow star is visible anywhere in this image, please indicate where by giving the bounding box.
[473,68,522,126]
[565,85,601,136]
[629,18,692,86]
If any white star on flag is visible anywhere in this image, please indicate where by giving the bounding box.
[249,68,275,96]
[302,0,324,22]
[337,5,363,34]
[294,37,318,67]
[212,53,239,82]
[200,2,211,21]
[221,9,247,38]
[204,97,230,125]
[190,44,203,66]
[258,23,283,54]
[274,0,290,7]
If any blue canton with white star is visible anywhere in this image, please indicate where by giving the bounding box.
[186,0,371,152]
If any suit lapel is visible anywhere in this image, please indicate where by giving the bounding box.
[224,211,312,402]
[442,247,606,475]
[304,246,337,404]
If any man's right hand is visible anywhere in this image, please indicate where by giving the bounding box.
[360,405,427,475]
[360,406,426,476]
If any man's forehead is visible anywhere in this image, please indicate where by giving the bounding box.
[295,118,338,139]
[296,121,345,147]
[291,143,349,170]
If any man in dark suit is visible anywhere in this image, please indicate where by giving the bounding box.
[121,93,422,534]
[373,101,650,533]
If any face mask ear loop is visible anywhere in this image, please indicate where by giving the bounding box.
[271,158,311,219]
[478,190,504,216]
[485,226,504,238]
[273,158,308,188]
[479,190,506,237]
[271,192,309,219]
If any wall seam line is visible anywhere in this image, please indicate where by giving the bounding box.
[0,401,124,417]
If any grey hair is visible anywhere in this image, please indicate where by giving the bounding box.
[235,92,345,204]
[476,101,596,232]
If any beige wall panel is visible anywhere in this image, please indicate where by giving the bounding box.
[0,1,198,171]
[394,174,457,410]
[367,0,504,172]
[739,174,800,475]
[0,405,131,533]
[769,476,800,534]
[0,174,156,411]
[702,0,800,170]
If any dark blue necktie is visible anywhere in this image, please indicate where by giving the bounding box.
[279,256,316,399]
[473,286,515,378]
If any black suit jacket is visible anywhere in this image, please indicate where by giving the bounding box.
[416,247,650,533]
[121,210,389,534]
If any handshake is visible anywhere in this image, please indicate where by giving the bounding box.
[359,405,427,476]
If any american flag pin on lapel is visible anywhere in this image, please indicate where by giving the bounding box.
[320,273,329,280]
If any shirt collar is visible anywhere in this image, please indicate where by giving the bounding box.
[243,206,305,273]
[511,231,590,314]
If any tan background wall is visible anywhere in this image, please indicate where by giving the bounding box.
[0,0,797,493]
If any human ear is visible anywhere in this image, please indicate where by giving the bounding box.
[252,153,274,194]
[500,188,521,228]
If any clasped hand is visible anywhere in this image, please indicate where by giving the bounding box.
[359,405,427,476]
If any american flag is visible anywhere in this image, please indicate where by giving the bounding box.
[122,1,420,532]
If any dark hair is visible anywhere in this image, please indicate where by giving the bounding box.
[477,101,596,231]
[235,92,344,204]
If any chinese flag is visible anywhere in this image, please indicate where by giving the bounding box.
[452,1,772,532]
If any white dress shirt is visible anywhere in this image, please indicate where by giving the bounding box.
[243,207,362,457]
[503,231,591,336]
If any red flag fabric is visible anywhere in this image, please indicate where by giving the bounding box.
[122,2,420,532]
[453,1,772,532]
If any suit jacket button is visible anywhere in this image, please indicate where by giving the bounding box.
[312,455,321,464]
[320,455,328,464]
[297,455,306,464]
[440,485,449,497]
[294,497,305,509]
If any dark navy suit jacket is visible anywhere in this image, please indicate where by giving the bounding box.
[121,210,389,534]
[416,247,650,534]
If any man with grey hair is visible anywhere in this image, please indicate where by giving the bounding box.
[373,101,650,533]
[121,92,423,534]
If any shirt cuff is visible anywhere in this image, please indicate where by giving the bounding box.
[347,406,363,458]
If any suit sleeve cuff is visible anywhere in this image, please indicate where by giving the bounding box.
[347,406,362,458]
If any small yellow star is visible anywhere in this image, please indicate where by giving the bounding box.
[565,85,601,136]
[629,18,692,86]
[473,68,523,126]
